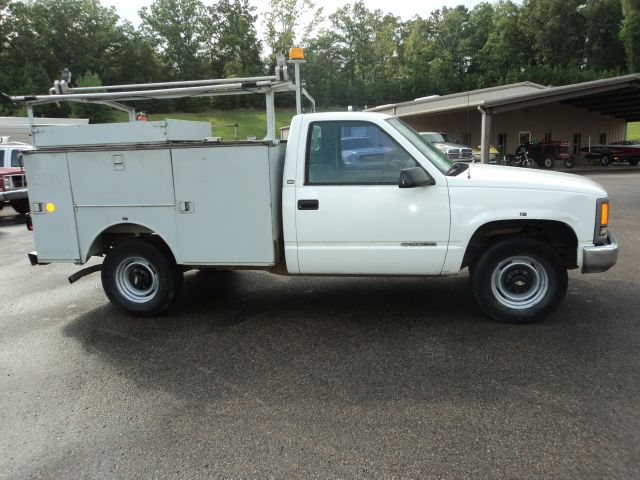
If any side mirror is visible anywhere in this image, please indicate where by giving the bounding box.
[399,167,435,188]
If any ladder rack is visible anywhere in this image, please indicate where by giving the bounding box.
[2,53,315,141]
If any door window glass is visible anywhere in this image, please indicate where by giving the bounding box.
[0,150,4,167]
[10,150,21,167]
[306,121,418,185]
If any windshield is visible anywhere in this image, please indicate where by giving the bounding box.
[387,118,453,173]
[420,132,451,143]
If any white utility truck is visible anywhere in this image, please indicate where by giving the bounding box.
[6,53,618,323]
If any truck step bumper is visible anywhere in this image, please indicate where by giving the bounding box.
[0,187,28,201]
[582,232,619,273]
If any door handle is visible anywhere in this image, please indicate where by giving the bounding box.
[298,199,319,210]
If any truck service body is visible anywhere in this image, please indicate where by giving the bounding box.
[7,55,618,323]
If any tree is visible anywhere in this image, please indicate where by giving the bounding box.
[69,72,116,123]
[582,0,625,71]
[262,0,323,58]
[205,0,263,78]
[0,0,147,115]
[139,0,208,79]
[621,0,640,71]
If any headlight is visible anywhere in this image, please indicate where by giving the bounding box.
[3,177,10,190]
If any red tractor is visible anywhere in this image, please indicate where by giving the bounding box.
[515,140,575,169]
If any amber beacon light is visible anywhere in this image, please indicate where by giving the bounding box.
[289,47,304,60]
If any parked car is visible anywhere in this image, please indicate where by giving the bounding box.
[580,140,640,166]
[0,139,32,214]
[419,132,475,162]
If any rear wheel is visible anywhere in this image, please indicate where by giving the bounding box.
[564,156,575,168]
[601,154,611,166]
[101,238,182,316]
[471,238,567,323]
[10,199,29,215]
[542,156,554,169]
[629,159,639,166]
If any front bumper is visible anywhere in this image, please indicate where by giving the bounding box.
[582,232,619,273]
[0,187,28,201]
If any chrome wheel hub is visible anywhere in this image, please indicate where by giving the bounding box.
[115,257,159,303]
[491,256,549,310]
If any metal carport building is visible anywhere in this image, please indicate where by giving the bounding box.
[368,74,640,164]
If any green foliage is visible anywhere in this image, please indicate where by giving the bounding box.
[628,122,640,140]
[621,0,640,71]
[262,0,323,58]
[69,72,116,124]
[0,0,636,115]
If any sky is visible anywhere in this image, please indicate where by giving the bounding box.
[100,0,487,27]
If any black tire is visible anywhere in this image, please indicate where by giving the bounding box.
[542,156,554,169]
[564,156,575,168]
[629,159,639,166]
[601,154,611,167]
[101,237,183,316]
[470,237,568,324]
[10,199,30,215]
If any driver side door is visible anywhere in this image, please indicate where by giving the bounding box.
[294,120,450,275]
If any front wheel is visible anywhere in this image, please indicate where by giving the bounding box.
[101,238,183,316]
[471,238,567,323]
[542,156,554,169]
[564,156,575,168]
[601,154,611,167]
[629,159,639,166]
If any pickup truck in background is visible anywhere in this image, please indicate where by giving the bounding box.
[419,131,475,162]
[0,140,32,214]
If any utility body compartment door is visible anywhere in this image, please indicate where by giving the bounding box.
[24,152,80,262]
[172,145,277,265]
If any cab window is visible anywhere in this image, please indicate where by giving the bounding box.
[306,121,417,185]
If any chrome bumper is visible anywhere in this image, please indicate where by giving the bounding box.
[582,232,619,273]
[0,187,28,201]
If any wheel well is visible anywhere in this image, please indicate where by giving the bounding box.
[87,223,175,263]
[462,220,578,270]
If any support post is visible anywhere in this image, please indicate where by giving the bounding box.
[479,106,492,164]
[294,62,302,114]
[265,91,275,141]
[27,105,34,127]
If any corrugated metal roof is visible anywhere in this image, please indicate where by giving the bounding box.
[367,82,547,116]
[369,74,640,121]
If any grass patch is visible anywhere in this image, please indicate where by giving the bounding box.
[111,107,346,140]
[113,109,298,140]
[628,122,640,140]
